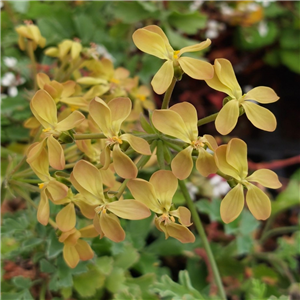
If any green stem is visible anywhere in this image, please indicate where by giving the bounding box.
[27,40,37,91]
[74,133,106,140]
[197,112,218,127]
[12,178,41,184]
[156,140,165,170]
[259,226,299,244]
[161,77,177,109]
[178,180,227,300]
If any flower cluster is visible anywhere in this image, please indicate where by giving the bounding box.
[19,24,281,268]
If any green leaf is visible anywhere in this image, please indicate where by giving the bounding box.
[22,238,43,250]
[239,210,260,235]
[12,276,32,289]
[280,29,300,50]
[73,14,97,45]
[195,198,221,222]
[57,256,73,288]
[10,1,29,14]
[114,243,140,270]
[168,11,207,34]
[236,235,253,255]
[280,50,300,74]
[40,259,56,273]
[126,274,157,300]
[47,230,63,258]
[112,2,153,23]
[106,267,126,293]
[95,256,114,275]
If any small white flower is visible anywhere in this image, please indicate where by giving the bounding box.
[1,72,25,97]
[95,45,115,62]
[4,57,18,68]
[189,0,204,12]
[256,0,275,8]
[205,20,225,39]
[220,3,234,16]
[186,182,199,201]
[258,21,268,37]
[209,175,230,198]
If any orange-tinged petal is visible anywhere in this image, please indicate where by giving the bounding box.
[56,203,76,232]
[108,97,131,134]
[155,218,169,237]
[61,81,76,98]
[170,206,192,226]
[63,244,80,268]
[246,183,271,220]
[215,145,240,180]
[89,97,112,136]
[30,90,57,129]
[179,39,211,55]
[166,222,195,243]
[214,59,242,99]
[26,138,47,165]
[215,100,239,135]
[150,170,177,210]
[43,83,59,99]
[75,239,94,261]
[171,146,193,180]
[246,169,282,189]
[59,228,77,243]
[242,101,277,132]
[196,148,218,177]
[71,160,104,203]
[121,134,151,155]
[100,145,112,171]
[152,109,191,143]
[244,86,279,104]
[127,179,162,213]
[46,180,68,202]
[151,60,174,95]
[132,27,170,60]
[37,191,49,226]
[203,134,218,151]
[55,110,85,132]
[226,138,248,179]
[100,212,125,242]
[37,73,50,89]
[93,214,104,238]
[170,102,198,141]
[178,57,214,80]
[99,168,116,188]
[220,184,244,224]
[74,198,96,219]
[112,145,137,179]
[79,225,99,238]
[106,200,150,220]
[47,135,65,170]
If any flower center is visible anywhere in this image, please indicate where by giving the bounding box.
[136,94,146,102]
[38,183,45,189]
[173,50,180,60]
[191,139,204,150]
[110,78,120,84]
[42,127,52,133]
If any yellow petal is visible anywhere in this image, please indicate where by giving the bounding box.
[152,109,191,143]
[246,169,282,189]
[121,134,151,155]
[242,101,277,132]
[70,160,104,204]
[18,35,26,51]
[179,39,211,55]
[73,197,96,219]
[214,145,240,180]
[214,59,242,99]
[59,228,78,243]
[47,135,65,170]
[244,86,279,104]
[203,134,218,151]
[63,244,80,268]
[79,225,99,238]
[77,77,107,85]
[93,214,104,238]
[171,146,193,180]
[44,47,59,57]
[215,100,239,135]
[108,97,132,134]
[61,80,76,98]
[56,203,76,232]
[170,206,192,226]
[37,191,49,226]
[106,200,151,220]
[246,183,271,220]
[178,57,214,80]
[170,102,198,141]
[220,184,244,224]
[89,97,112,136]
[196,148,218,177]
[166,222,195,243]
[127,178,162,213]
[112,145,138,179]
[143,25,172,50]
[71,42,82,60]
[100,212,125,242]
[226,138,248,179]
[59,40,73,58]
[30,90,57,129]
[132,27,170,59]
[151,60,174,95]
[55,110,85,132]
[75,239,94,261]
[150,170,177,211]
[37,73,50,89]
[46,180,68,202]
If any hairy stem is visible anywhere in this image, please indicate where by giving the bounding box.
[178,180,227,300]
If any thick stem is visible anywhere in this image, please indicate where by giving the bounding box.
[27,40,37,91]
[178,180,227,300]
[74,133,106,140]
[197,112,218,127]
[161,77,177,109]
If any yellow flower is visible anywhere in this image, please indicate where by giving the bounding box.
[59,225,98,268]
[89,97,151,179]
[205,59,279,135]
[28,90,85,170]
[214,138,282,223]
[152,102,218,179]
[45,39,82,61]
[128,170,195,243]
[132,25,214,94]
[70,160,151,242]
[15,21,46,51]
